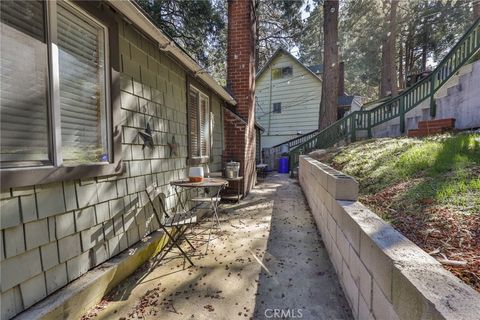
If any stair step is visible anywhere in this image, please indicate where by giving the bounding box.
[408,127,449,138]
[418,118,456,130]
[407,127,453,138]
[408,129,420,138]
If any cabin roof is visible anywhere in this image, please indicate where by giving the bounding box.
[106,0,236,105]
[255,47,322,83]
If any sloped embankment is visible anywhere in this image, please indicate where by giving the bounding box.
[311,133,480,292]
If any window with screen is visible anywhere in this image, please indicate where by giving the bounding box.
[0,0,50,166]
[57,3,108,165]
[272,66,292,80]
[0,0,109,169]
[273,102,282,113]
[282,66,293,77]
[188,86,211,161]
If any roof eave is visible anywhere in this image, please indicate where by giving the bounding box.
[255,47,322,83]
[106,0,236,106]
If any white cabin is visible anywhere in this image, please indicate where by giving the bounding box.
[255,49,323,149]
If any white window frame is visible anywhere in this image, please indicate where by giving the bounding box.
[0,0,120,189]
[0,0,110,169]
[48,0,111,167]
[188,85,211,161]
[272,66,293,80]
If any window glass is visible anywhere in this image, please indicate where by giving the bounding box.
[188,86,210,159]
[273,102,281,113]
[199,95,209,156]
[57,2,108,164]
[188,89,199,157]
[282,66,293,77]
[0,0,50,167]
[272,68,282,80]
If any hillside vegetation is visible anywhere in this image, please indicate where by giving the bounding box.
[317,133,480,292]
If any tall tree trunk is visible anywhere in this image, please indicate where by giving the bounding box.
[319,0,339,130]
[398,38,404,90]
[474,0,480,20]
[405,40,410,84]
[380,0,398,98]
[255,1,260,72]
[421,44,427,71]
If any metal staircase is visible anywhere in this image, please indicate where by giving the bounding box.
[289,18,480,174]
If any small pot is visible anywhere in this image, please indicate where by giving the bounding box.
[225,161,240,179]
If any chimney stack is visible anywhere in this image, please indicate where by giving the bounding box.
[224,0,256,195]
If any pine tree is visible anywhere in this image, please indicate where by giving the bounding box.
[255,0,305,68]
[380,0,398,97]
[136,0,225,77]
[319,0,340,130]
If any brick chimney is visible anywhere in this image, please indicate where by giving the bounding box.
[224,0,256,195]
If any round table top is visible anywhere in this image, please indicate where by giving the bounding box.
[225,176,244,181]
[170,178,228,188]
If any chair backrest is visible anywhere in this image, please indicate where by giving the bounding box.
[145,186,170,224]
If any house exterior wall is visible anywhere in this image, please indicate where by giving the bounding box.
[255,52,322,149]
[0,13,224,319]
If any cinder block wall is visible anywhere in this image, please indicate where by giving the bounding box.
[0,18,224,319]
[299,156,480,320]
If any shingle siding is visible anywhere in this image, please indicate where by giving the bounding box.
[255,52,322,148]
[0,15,225,319]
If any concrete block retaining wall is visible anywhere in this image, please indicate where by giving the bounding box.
[299,156,480,320]
[0,18,224,319]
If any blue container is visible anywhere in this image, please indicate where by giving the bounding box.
[278,156,289,173]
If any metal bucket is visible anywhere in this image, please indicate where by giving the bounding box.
[225,161,240,179]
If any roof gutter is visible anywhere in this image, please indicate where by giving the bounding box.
[106,0,236,106]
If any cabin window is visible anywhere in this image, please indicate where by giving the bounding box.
[57,2,109,165]
[0,0,110,168]
[0,0,50,166]
[272,66,293,80]
[282,66,293,77]
[0,0,122,189]
[188,85,211,162]
[273,102,282,113]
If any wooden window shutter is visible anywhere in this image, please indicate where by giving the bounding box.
[199,96,209,157]
[188,88,199,157]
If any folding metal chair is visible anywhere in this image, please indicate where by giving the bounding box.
[145,187,198,267]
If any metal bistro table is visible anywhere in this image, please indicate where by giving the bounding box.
[170,178,228,251]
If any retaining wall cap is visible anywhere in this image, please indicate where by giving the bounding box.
[393,263,480,319]
[301,158,480,320]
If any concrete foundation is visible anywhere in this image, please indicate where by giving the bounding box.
[371,61,480,138]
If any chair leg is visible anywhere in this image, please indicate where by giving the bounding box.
[169,228,195,267]
[205,213,214,254]
[181,228,196,251]
[170,226,196,251]
[158,226,195,267]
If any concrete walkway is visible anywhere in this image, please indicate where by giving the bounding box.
[82,174,352,320]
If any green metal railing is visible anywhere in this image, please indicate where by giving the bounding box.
[289,18,480,173]
[268,129,319,157]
